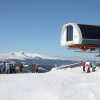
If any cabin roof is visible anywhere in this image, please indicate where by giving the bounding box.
[78,24,100,39]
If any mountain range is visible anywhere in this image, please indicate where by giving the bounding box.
[0,51,52,60]
[0,51,78,66]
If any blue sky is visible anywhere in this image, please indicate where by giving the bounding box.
[0,0,100,59]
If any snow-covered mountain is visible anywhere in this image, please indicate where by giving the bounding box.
[0,51,78,66]
[0,51,56,60]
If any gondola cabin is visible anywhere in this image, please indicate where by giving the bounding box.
[60,23,100,51]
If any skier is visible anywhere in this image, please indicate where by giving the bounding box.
[5,63,10,74]
[35,64,39,73]
[9,64,13,74]
[20,64,24,73]
[2,62,6,73]
[15,66,20,73]
[91,61,96,72]
[85,61,91,73]
[12,64,16,73]
[80,61,85,71]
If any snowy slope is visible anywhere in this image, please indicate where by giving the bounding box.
[0,66,100,100]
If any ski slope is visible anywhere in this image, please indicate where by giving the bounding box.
[0,66,100,100]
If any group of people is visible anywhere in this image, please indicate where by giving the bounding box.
[0,62,24,74]
[80,61,96,73]
[0,62,40,74]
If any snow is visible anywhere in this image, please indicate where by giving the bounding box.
[0,66,100,100]
[0,51,48,60]
[0,51,66,60]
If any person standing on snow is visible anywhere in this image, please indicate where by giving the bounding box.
[5,63,10,74]
[85,61,91,73]
[80,61,85,71]
[91,61,96,72]
[20,64,24,73]
[35,64,39,73]
[2,62,6,73]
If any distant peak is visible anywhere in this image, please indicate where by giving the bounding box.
[17,51,25,54]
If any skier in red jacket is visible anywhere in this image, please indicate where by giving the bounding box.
[80,61,85,71]
[35,64,39,73]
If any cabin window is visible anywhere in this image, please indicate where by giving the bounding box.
[67,25,73,41]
